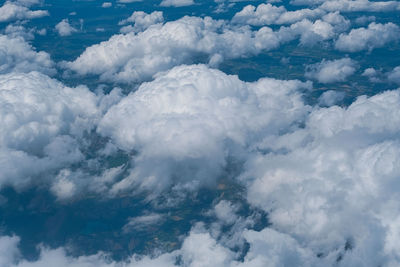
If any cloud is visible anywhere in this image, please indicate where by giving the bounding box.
[0,34,55,75]
[119,11,164,33]
[305,58,357,83]
[277,18,336,46]
[97,64,311,196]
[50,169,78,200]
[354,15,375,25]
[240,88,400,266]
[0,1,48,22]
[319,0,400,12]
[65,16,285,83]
[123,213,164,232]
[318,90,345,106]
[232,3,325,26]
[387,66,400,85]
[101,2,112,8]
[236,228,317,266]
[2,66,400,266]
[291,0,400,13]
[65,15,343,83]
[160,0,195,7]
[4,24,38,40]
[362,67,382,83]
[0,71,101,190]
[0,224,251,267]
[0,236,20,267]
[335,22,400,52]
[213,200,239,225]
[55,19,78,36]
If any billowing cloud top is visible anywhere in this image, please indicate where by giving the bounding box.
[1,0,400,266]
[98,64,311,194]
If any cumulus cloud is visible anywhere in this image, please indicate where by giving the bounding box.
[291,0,400,13]
[319,0,400,12]
[119,11,164,33]
[2,1,400,265]
[335,22,400,52]
[50,169,78,200]
[97,64,311,196]
[305,58,357,83]
[0,34,55,75]
[160,0,195,7]
[240,88,400,266]
[4,24,35,40]
[213,200,239,225]
[0,71,101,190]
[232,3,325,26]
[65,15,342,83]
[55,19,78,36]
[318,90,345,106]
[388,66,400,85]
[277,18,337,46]
[65,16,285,83]
[0,1,48,22]
[354,15,375,25]
[362,67,382,83]
[0,236,20,267]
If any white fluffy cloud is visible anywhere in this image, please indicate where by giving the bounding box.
[160,0,195,7]
[388,66,400,85]
[0,71,100,190]
[66,15,343,83]
[119,11,164,33]
[240,88,400,266]
[0,1,48,22]
[55,19,78,36]
[305,58,357,83]
[97,64,311,195]
[232,3,325,26]
[4,24,35,40]
[291,0,400,13]
[335,22,400,52]
[318,90,345,106]
[1,65,394,265]
[319,0,400,12]
[65,16,285,83]
[213,200,239,225]
[0,34,55,75]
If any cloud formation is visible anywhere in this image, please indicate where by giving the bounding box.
[0,71,100,190]
[0,1,48,22]
[65,16,284,83]
[241,88,400,266]
[0,34,55,75]
[55,19,78,36]
[98,64,311,196]
[66,14,346,83]
[232,3,325,26]
[119,11,164,33]
[335,22,400,52]
[160,0,195,7]
[305,58,357,83]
